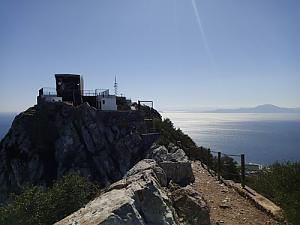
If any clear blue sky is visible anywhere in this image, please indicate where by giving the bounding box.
[0,0,299,112]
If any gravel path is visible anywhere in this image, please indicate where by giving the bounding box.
[191,161,283,225]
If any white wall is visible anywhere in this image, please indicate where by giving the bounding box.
[97,95,117,111]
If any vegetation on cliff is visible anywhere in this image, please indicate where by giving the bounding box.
[154,118,240,181]
[246,162,300,224]
[0,172,99,225]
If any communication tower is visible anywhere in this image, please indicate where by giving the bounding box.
[114,75,118,96]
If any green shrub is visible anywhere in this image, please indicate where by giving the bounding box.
[217,155,240,181]
[154,118,199,158]
[0,172,99,225]
[246,162,300,224]
[154,118,240,181]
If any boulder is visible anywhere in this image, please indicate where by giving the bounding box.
[147,145,188,162]
[171,185,210,225]
[146,145,169,162]
[147,145,194,186]
[125,159,167,187]
[55,160,179,225]
[170,149,188,162]
[168,143,180,153]
[159,161,195,186]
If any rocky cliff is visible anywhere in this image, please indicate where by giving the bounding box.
[0,102,158,202]
[55,159,210,225]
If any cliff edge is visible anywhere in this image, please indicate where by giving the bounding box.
[0,102,157,202]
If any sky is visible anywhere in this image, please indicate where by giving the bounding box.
[0,0,299,112]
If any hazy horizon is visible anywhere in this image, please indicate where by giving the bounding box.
[161,112,300,164]
[1,0,299,112]
[2,103,300,114]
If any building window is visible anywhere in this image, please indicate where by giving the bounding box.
[102,100,105,104]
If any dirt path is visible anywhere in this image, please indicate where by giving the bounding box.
[191,161,283,225]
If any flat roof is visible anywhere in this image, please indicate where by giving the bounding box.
[55,74,81,78]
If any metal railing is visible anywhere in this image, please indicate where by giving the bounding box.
[82,90,96,96]
[39,88,110,97]
[39,87,57,96]
[208,150,246,188]
[82,89,110,96]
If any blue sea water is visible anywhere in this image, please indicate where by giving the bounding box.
[161,112,300,165]
[0,113,16,140]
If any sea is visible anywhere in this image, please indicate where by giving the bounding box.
[161,112,300,165]
[1,112,300,165]
[0,113,17,140]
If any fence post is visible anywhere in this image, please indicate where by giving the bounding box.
[217,152,221,181]
[241,154,245,188]
[207,148,211,171]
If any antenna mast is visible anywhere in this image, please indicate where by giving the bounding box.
[114,75,118,96]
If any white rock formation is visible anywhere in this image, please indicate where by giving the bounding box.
[55,159,179,225]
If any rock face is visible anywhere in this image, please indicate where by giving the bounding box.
[159,161,195,186]
[171,185,210,225]
[55,159,178,225]
[55,160,210,225]
[125,159,168,187]
[147,145,194,186]
[147,145,188,163]
[0,102,158,202]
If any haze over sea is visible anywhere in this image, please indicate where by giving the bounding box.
[0,113,17,139]
[161,112,300,165]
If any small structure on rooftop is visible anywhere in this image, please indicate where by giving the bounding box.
[55,74,83,106]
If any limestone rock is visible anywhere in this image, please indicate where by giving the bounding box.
[146,145,194,186]
[171,185,210,225]
[125,159,167,187]
[55,160,179,225]
[159,161,195,186]
[0,102,158,202]
[168,143,180,153]
[170,149,188,162]
[147,145,188,163]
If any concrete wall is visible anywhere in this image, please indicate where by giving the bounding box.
[97,95,117,111]
[38,95,62,104]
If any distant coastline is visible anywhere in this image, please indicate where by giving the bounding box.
[205,104,300,113]
[160,104,300,114]
[161,111,300,164]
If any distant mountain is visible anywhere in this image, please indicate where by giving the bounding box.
[206,104,300,113]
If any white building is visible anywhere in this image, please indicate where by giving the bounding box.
[97,95,117,111]
[96,90,117,111]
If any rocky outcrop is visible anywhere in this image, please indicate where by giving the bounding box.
[55,159,178,225]
[125,159,168,187]
[0,102,158,202]
[147,145,194,186]
[160,161,195,186]
[147,145,188,162]
[170,185,210,225]
[55,160,210,225]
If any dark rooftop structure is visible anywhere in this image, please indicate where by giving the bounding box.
[55,74,83,106]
